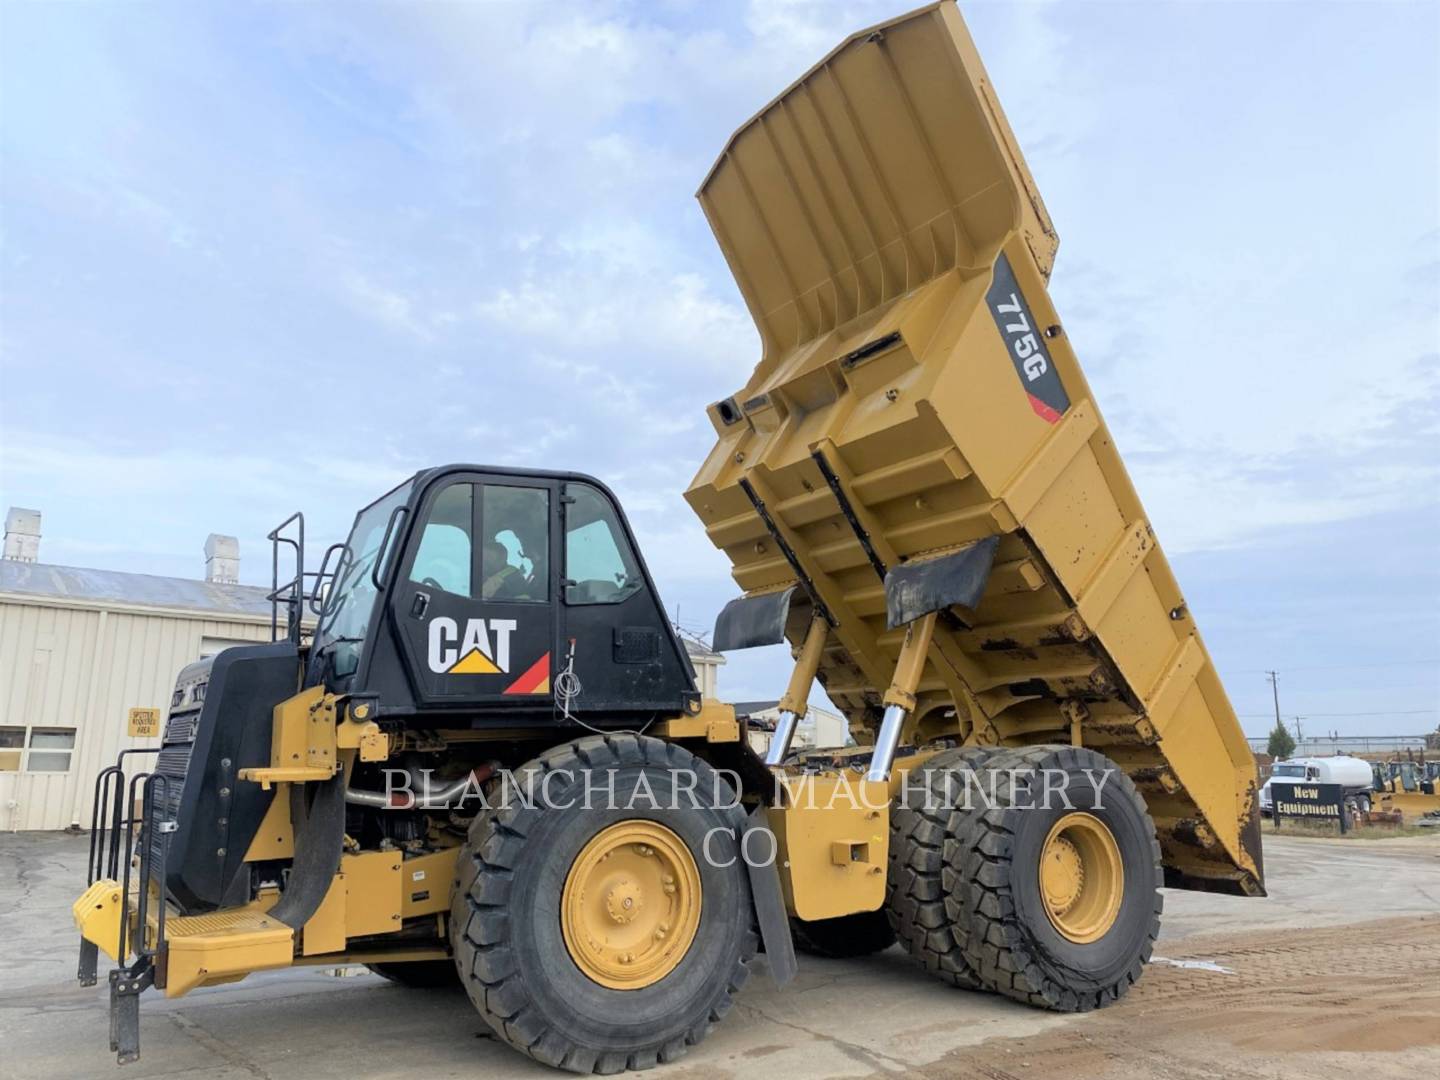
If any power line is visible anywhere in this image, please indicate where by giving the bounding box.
[1232,659,1439,674]
[1236,708,1437,719]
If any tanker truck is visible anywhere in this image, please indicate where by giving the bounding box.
[1259,755,1374,816]
[72,2,1263,1072]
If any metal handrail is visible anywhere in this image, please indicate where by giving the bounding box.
[115,773,175,966]
[370,505,410,590]
[310,542,345,615]
[88,748,161,885]
[82,750,178,1063]
[267,511,305,643]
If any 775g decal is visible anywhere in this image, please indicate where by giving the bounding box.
[986,253,1070,424]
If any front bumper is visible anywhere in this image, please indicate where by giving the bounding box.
[74,880,296,998]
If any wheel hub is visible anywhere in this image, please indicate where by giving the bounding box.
[1041,835,1084,912]
[561,821,702,990]
[1038,812,1123,944]
[604,881,643,924]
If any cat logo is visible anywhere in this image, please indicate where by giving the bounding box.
[427,616,551,695]
[428,616,516,674]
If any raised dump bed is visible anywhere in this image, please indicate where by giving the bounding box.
[685,0,1262,896]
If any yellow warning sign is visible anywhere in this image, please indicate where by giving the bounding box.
[128,707,162,739]
[449,648,500,675]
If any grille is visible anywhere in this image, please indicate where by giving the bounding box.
[613,627,660,664]
[147,729,197,877]
[163,710,201,744]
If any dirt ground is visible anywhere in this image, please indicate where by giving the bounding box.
[916,915,1440,1080]
[3,830,1438,1079]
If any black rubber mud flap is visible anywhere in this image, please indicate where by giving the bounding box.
[745,805,796,987]
[78,936,98,987]
[885,537,999,629]
[713,587,796,651]
[108,960,153,1064]
[268,772,346,929]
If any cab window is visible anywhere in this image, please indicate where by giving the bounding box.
[480,485,549,603]
[565,484,642,605]
[409,483,473,597]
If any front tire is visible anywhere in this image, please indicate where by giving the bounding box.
[450,734,757,1074]
[946,745,1161,1011]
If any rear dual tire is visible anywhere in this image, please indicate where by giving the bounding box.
[944,745,1162,1011]
[887,745,999,988]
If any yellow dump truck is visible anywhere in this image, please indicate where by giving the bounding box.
[73,2,1261,1072]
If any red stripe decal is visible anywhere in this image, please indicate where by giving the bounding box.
[503,652,551,695]
[1028,393,1063,424]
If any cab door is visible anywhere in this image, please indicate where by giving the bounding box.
[390,475,559,705]
[559,480,695,716]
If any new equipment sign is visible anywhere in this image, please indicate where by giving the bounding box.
[1270,781,1349,833]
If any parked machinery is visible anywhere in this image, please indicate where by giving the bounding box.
[1371,758,1440,819]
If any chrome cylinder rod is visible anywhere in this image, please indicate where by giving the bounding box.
[866,704,909,782]
[765,710,802,766]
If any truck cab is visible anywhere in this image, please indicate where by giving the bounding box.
[310,465,698,723]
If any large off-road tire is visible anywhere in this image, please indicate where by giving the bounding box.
[365,960,460,988]
[790,909,895,958]
[450,734,758,1074]
[946,745,1162,1011]
[886,745,999,988]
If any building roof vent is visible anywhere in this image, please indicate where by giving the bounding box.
[3,507,41,563]
[204,534,240,585]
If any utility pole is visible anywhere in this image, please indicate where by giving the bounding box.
[1266,671,1281,731]
[1292,715,1305,747]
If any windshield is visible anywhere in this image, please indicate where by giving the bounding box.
[313,478,414,678]
[1272,764,1305,777]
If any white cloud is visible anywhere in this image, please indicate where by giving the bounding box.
[2,0,1436,730]
[340,268,435,341]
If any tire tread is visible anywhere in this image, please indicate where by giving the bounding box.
[886,745,998,989]
[450,734,757,1074]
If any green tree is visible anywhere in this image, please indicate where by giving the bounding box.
[1267,721,1296,760]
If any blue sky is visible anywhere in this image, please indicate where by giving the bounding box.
[1,1,1436,737]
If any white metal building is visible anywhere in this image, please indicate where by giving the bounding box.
[677,631,724,701]
[0,510,277,831]
[734,699,851,756]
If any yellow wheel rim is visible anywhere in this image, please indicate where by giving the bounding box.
[1038,812,1123,944]
[561,821,702,990]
